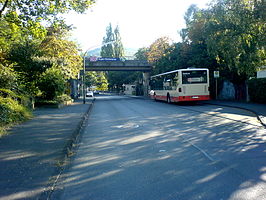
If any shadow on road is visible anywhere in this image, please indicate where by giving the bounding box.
[55,99,266,200]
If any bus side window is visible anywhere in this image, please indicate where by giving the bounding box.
[150,79,156,90]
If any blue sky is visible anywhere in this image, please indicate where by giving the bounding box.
[64,0,212,52]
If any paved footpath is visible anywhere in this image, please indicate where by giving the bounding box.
[0,100,92,200]
[204,100,266,126]
[132,95,266,126]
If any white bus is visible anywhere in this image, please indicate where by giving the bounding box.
[149,68,210,102]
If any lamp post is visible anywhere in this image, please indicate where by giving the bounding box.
[83,54,86,104]
[82,41,116,104]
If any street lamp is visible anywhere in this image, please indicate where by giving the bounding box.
[82,41,116,104]
[83,54,86,104]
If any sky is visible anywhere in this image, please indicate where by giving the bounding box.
[63,0,212,52]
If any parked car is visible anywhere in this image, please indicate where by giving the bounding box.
[86,91,94,97]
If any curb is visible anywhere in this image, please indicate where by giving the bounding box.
[40,99,95,200]
[204,102,266,128]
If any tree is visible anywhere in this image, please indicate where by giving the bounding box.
[85,71,97,89]
[8,39,46,95]
[39,21,82,80]
[38,67,66,100]
[177,0,266,100]
[134,47,149,60]
[0,0,95,20]
[0,63,16,89]
[147,37,171,64]
[96,72,108,91]
[0,0,96,129]
[113,25,125,58]
[100,23,129,91]
[6,20,83,97]
[100,23,125,58]
[101,23,115,58]
[204,0,265,78]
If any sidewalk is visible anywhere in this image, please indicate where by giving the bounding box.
[204,100,266,127]
[128,94,266,126]
[0,99,92,200]
[128,95,266,123]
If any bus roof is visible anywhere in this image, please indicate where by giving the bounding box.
[150,68,208,79]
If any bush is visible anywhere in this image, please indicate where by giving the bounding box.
[0,64,16,89]
[0,96,32,127]
[35,94,72,107]
[55,94,72,103]
[0,88,17,98]
[0,88,33,136]
[0,88,32,108]
[248,78,266,103]
[38,67,66,100]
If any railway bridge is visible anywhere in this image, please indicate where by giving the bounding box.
[83,59,152,96]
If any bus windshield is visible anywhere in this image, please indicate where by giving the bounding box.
[182,70,207,84]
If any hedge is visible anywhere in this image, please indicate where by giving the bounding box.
[248,78,266,103]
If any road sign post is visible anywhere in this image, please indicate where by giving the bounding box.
[214,71,219,99]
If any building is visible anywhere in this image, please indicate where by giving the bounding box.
[123,84,136,95]
[257,69,266,78]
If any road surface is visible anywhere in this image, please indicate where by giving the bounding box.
[53,95,266,200]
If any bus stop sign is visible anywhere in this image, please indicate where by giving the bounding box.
[214,71,220,78]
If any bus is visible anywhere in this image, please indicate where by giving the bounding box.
[149,68,210,103]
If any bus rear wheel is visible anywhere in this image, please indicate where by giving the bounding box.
[154,93,157,101]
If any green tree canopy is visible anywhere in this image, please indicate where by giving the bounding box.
[0,0,95,20]
[100,23,129,91]
[85,71,97,89]
[38,67,66,100]
[147,36,171,64]
[39,21,82,80]
[113,25,125,58]
[203,0,266,80]
[134,47,149,60]
[100,23,125,58]
[101,23,115,58]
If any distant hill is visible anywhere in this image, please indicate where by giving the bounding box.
[87,48,101,56]
[87,47,139,59]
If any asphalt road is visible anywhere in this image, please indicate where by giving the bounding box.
[53,95,266,200]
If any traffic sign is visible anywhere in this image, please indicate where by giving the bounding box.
[214,71,220,78]
[97,58,120,61]
[89,56,98,62]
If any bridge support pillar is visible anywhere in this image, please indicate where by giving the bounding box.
[143,72,150,96]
